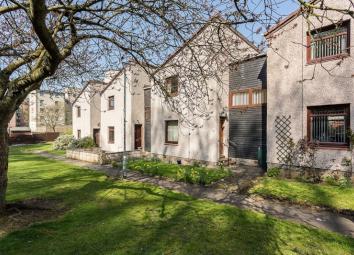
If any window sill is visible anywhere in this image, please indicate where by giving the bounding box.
[165,142,178,146]
[230,104,266,109]
[316,146,350,151]
[307,53,350,65]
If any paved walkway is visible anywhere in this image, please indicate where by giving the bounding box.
[37,151,354,237]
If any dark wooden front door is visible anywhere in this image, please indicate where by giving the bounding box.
[134,124,142,150]
[219,117,226,158]
[93,129,100,146]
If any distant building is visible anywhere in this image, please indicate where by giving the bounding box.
[8,98,29,129]
[29,90,73,133]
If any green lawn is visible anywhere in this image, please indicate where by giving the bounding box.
[0,146,353,254]
[250,177,354,211]
[21,142,66,156]
[128,159,230,185]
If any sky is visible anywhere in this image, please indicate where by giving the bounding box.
[42,0,302,91]
[236,0,300,47]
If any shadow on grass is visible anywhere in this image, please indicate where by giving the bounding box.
[1,147,353,255]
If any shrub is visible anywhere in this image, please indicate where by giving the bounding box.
[68,137,96,149]
[111,160,120,168]
[267,167,281,178]
[77,137,96,148]
[150,157,161,163]
[324,176,338,186]
[324,175,352,188]
[338,177,352,188]
[53,134,75,150]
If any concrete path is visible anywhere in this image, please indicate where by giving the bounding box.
[37,151,354,238]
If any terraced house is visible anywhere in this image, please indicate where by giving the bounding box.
[72,80,106,145]
[150,16,265,166]
[266,0,354,177]
[99,63,150,153]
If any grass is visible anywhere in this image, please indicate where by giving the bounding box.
[0,146,353,254]
[127,159,230,185]
[250,177,354,211]
[18,142,66,156]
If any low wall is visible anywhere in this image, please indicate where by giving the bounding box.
[9,132,60,145]
[267,163,354,183]
[66,149,145,165]
[147,153,217,167]
[103,151,145,164]
[66,149,102,163]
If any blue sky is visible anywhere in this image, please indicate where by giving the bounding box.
[236,0,300,47]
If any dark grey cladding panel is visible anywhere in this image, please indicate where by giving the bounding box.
[229,107,267,160]
[230,56,267,90]
[229,56,267,161]
[144,88,151,151]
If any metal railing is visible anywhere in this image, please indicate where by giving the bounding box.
[311,32,348,60]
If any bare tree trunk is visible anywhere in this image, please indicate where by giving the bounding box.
[0,122,9,211]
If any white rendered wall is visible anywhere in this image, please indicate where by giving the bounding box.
[266,0,354,171]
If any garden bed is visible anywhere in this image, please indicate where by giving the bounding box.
[127,159,231,185]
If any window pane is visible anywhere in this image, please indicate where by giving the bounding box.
[165,76,179,96]
[108,127,114,143]
[108,96,114,109]
[252,90,266,105]
[310,25,348,60]
[166,121,178,143]
[232,92,249,106]
[309,105,349,145]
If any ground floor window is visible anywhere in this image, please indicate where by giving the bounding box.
[308,104,350,147]
[108,126,114,144]
[77,129,81,139]
[165,120,178,144]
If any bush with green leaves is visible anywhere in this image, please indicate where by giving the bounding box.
[53,134,75,150]
[266,167,281,178]
[324,175,352,188]
[68,137,96,149]
[128,159,230,185]
[77,137,96,148]
[111,160,121,168]
[324,176,338,186]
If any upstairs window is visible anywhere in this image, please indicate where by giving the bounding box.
[308,104,350,147]
[77,106,81,118]
[108,96,115,110]
[165,120,178,144]
[165,75,179,96]
[252,90,267,105]
[232,91,249,106]
[307,21,350,63]
[230,89,266,108]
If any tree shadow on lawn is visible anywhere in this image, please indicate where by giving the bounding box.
[1,177,354,255]
[3,148,354,255]
[0,192,282,255]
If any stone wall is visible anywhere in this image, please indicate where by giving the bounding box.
[66,149,146,165]
[268,162,354,183]
[66,149,102,163]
